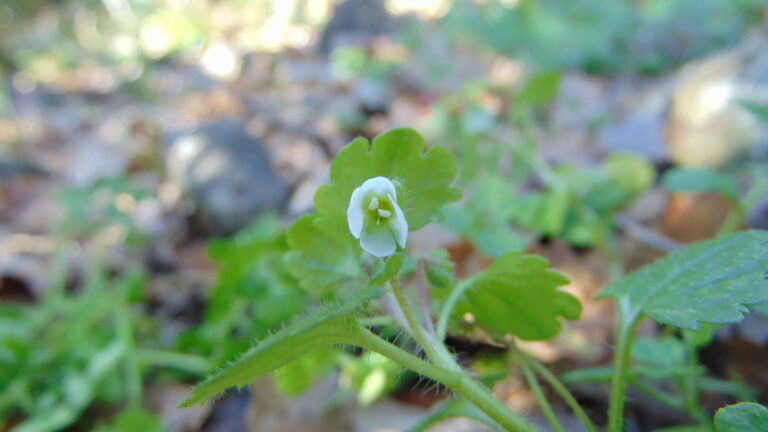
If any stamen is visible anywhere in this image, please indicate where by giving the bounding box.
[378,209,391,218]
[368,197,379,211]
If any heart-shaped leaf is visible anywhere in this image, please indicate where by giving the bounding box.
[455,252,580,341]
[314,128,461,231]
[599,230,768,329]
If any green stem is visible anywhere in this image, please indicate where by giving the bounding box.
[520,356,565,432]
[116,302,142,408]
[527,356,598,432]
[353,325,536,432]
[436,279,472,341]
[47,237,70,303]
[718,171,768,234]
[607,314,641,432]
[390,279,458,371]
[627,376,683,410]
[136,349,212,374]
[679,334,711,427]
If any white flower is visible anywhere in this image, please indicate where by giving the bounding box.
[347,176,408,257]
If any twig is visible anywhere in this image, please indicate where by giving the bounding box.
[613,213,682,253]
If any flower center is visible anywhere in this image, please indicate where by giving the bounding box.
[368,196,392,225]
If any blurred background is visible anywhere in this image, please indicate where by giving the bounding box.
[2,0,768,431]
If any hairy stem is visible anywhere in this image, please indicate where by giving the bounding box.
[390,279,458,371]
[353,324,536,432]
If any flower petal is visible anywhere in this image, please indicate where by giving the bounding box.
[388,193,408,248]
[359,176,397,201]
[360,226,397,257]
[347,186,364,238]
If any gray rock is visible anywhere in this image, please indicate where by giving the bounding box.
[165,120,288,234]
[665,33,768,168]
[318,0,394,55]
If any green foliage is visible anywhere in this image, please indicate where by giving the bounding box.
[715,402,768,432]
[599,230,768,328]
[314,128,462,230]
[631,337,690,380]
[455,252,580,341]
[442,175,528,258]
[56,176,153,244]
[662,168,739,201]
[441,0,764,74]
[741,101,768,123]
[285,215,365,295]
[511,153,654,246]
[0,268,143,431]
[274,348,337,396]
[339,352,405,406]
[408,398,503,432]
[287,128,460,294]
[179,285,380,407]
[183,214,309,362]
[512,71,562,120]
[99,408,166,432]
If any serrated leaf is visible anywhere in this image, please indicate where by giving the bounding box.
[180,286,379,407]
[314,128,461,231]
[715,402,768,432]
[285,214,364,294]
[456,252,580,341]
[662,168,739,201]
[599,230,768,329]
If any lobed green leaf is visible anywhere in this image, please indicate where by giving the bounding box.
[455,252,580,341]
[285,214,364,295]
[314,128,461,231]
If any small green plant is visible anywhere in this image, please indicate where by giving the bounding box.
[0,178,208,432]
[180,129,768,431]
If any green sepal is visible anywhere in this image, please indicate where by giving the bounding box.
[370,253,404,287]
